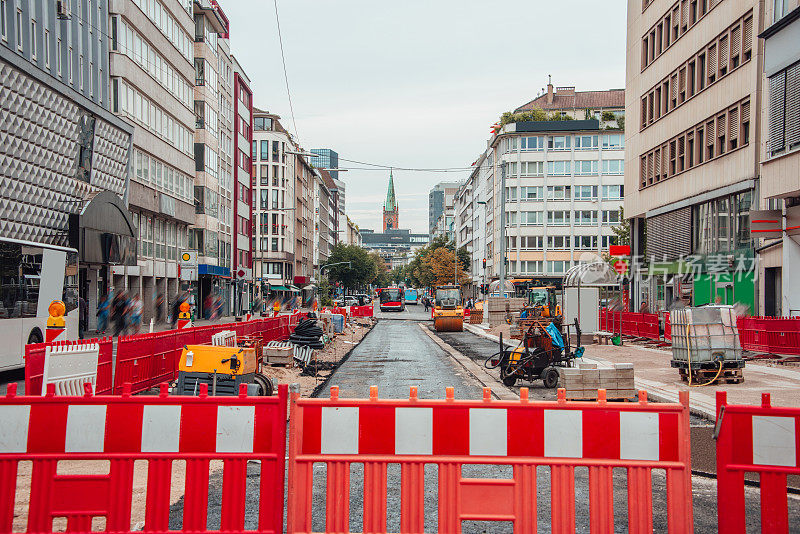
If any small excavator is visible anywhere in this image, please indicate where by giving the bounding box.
[433,285,464,332]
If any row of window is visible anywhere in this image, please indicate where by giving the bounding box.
[257,213,288,237]
[510,260,575,276]
[111,17,193,110]
[767,60,800,157]
[252,139,286,163]
[256,188,287,210]
[252,163,289,187]
[113,79,193,158]
[132,212,187,261]
[640,11,752,131]
[642,0,723,70]
[640,98,750,189]
[131,0,193,63]
[132,148,193,204]
[504,134,624,154]
[194,58,218,92]
[508,235,618,251]
[257,237,286,252]
[505,185,624,201]
[506,159,624,177]
[505,210,620,226]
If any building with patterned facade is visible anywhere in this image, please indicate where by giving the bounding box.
[107,0,196,324]
[0,0,136,331]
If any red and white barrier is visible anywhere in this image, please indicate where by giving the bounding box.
[41,342,100,395]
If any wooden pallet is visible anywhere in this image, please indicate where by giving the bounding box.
[678,366,744,384]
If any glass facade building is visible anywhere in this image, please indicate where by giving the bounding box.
[309,148,339,179]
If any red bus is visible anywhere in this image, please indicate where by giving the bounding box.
[378,287,405,312]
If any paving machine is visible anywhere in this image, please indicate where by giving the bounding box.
[486,318,584,388]
[177,342,274,396]
[433,285,464,332]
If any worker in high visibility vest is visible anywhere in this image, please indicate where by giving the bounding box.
[46,300,66,342]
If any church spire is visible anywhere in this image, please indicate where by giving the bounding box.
[384,169,397,212]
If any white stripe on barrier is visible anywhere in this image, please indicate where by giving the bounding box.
[395,408,432,455]
[620,411,660,461]
[544,410,582,458]
[0,405,30,453]
[217,406,256,453]
[141,405,182,452]
[469,408,507,456]
[752,415,797,467]
[65,405,107,452]
[321,406,359,454]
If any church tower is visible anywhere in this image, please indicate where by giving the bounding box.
[383,170,399,231]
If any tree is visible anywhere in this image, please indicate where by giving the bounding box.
[318,277,333,306]
[370,251,390,288]
[323,243,377,290]
[422,247,471,286]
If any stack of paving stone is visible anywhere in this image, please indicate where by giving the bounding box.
[557,362,635,400]
[486,297,526,326]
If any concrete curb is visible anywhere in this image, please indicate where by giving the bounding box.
[419,324,519,401]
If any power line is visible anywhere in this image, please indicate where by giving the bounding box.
[337,157,476,172]
[273,0,299,145]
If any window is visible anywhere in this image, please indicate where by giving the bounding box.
[517,261,543,274]
[768,64,800,156]
[260,189,269,209]
[575,135,598,150]
[520,161,544,176]
[521,136,544,151]
[260,140,269,161]
[44,30,49,67]
[520,236,543,249]
[602,235,620,249]
[547,210,570,225]
[547,185,571,200]
[505,186,517,201]
[271,238,279,252]
[15,8,21,49]
[68,47,73,83]
[547,235,571,250]
[548,136,571,150]
[547,160,571,175]
[573,185,598,200]
[520,211,543,225]
[574,235,598,250]
[30,19,36,59]
[574,160,598,175]
[774,0,787,22]
[602,185,624,200]
[1,0,7,41]
[574,210,598,225]
[602,160,624,174]
[602,134,624,149]
[602,210,621,224]
[520,186,543,200]
[547,261,571,274]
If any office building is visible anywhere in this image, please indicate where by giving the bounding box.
[107,0,196,323]
[360,229,429,269]
[309,147,338,179]
[0,0,135,330]
[625,0,761,313]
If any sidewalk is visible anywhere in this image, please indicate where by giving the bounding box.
[465,323,800,420]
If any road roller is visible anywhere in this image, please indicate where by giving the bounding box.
[433,285,464,332]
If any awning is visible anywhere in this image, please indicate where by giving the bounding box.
[269,285,290,291]
[68,191,137,266]
[288,285,301,293]
[303,284,317,291]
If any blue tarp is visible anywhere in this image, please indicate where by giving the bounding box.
[546,322,564,350]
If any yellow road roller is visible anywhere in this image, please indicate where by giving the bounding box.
[177,344,273,396]
[433,285,464,332]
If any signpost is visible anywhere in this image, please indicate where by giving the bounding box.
[178,251,198,321]
[608,245,631,345]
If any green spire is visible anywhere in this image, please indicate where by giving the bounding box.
[384,170,397,212]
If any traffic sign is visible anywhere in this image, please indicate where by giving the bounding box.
[609,245,631,257]
[180,266,198,281]
[179,251,197,267]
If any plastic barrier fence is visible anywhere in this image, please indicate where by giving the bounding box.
[737,316,800,356]
[349,305,374,318]
[599,310,661,341]
[716,391,800,533]
[42,342,100,395]
[0,382,288,534]
[664,311,671,342]
[25,338,113,396]
[287,386,693,533]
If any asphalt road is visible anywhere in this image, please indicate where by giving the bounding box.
[168,316,797,533]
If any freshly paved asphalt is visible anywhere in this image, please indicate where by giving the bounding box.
[167,311,794,533]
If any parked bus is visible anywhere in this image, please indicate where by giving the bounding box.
[0,237,79,371]
[404,288,418,305]
[378,287,405,312]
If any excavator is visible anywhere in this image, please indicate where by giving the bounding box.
[521,286,562,329]
[433,285,464,332]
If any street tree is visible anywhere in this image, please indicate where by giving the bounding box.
[323,243,377,290]
[422,247,470,286]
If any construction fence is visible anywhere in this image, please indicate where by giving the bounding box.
[2,384,796,532]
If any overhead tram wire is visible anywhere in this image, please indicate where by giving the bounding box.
[336,157,476,172]
[273,0,300,145]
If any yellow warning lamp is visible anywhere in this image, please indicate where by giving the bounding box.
[273,301,281,312]
[179,301,191,319]
[46,300,66,328]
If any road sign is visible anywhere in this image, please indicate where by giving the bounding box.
[609,245,631,257]
[180,266,198,282]
[179,250,197,267]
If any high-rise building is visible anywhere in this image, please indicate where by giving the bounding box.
[625,0,760,313]
[428,182,461,235]
[108,0,196,323]
[383,171,399,231]
[0,0,135,331]
[309,148,338,178]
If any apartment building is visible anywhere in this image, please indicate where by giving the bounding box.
[108,0,196,323]
[0,0,135,331]
[758,1,800,316]
[314,170,335,276]
[474,83,626,289]
[232,55,252,313]
[454,180,475,296]
[294,152,315,290]
[625,0,761,313]
[428,182,460,235]
[251,109,296,299]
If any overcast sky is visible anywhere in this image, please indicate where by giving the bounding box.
[224,1,627,233]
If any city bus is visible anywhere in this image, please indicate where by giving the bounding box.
[0,237,79,371]
[378,287,405,312]
[404,288,418,305]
